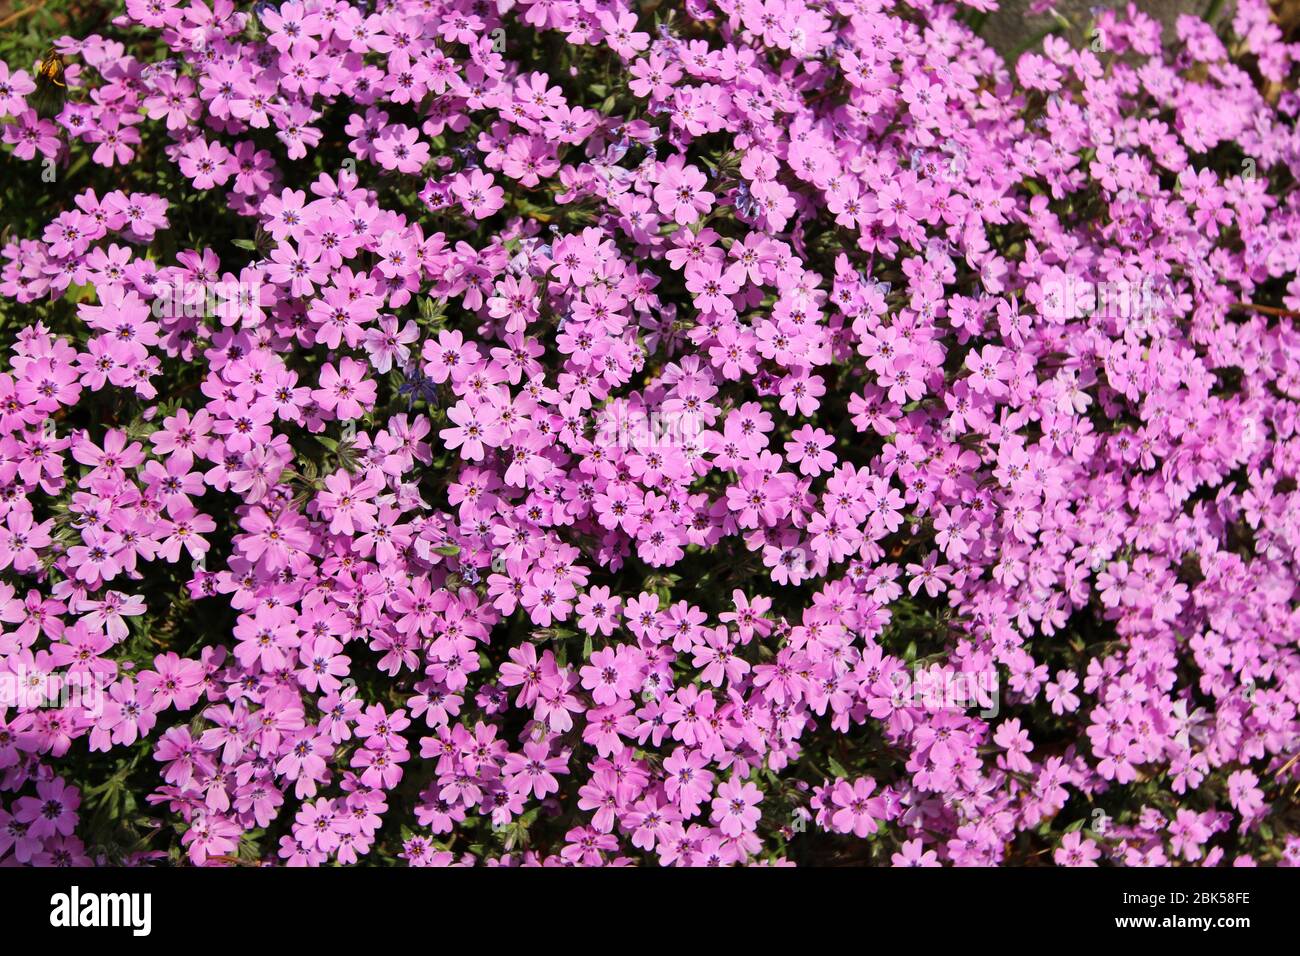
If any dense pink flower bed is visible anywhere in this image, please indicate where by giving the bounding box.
[0,0,1299,866]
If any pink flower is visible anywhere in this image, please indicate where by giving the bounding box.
[653,162,714,225]
[710,775,762,837]
[1054,830,1102,867]
[313,358,376,420]
[177,138,234,189]
[451,169,505,219]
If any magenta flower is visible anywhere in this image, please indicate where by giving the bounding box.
[0,0,1291,873]
[710,775,762,837]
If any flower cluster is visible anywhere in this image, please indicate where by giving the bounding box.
[0,0,1298,867]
